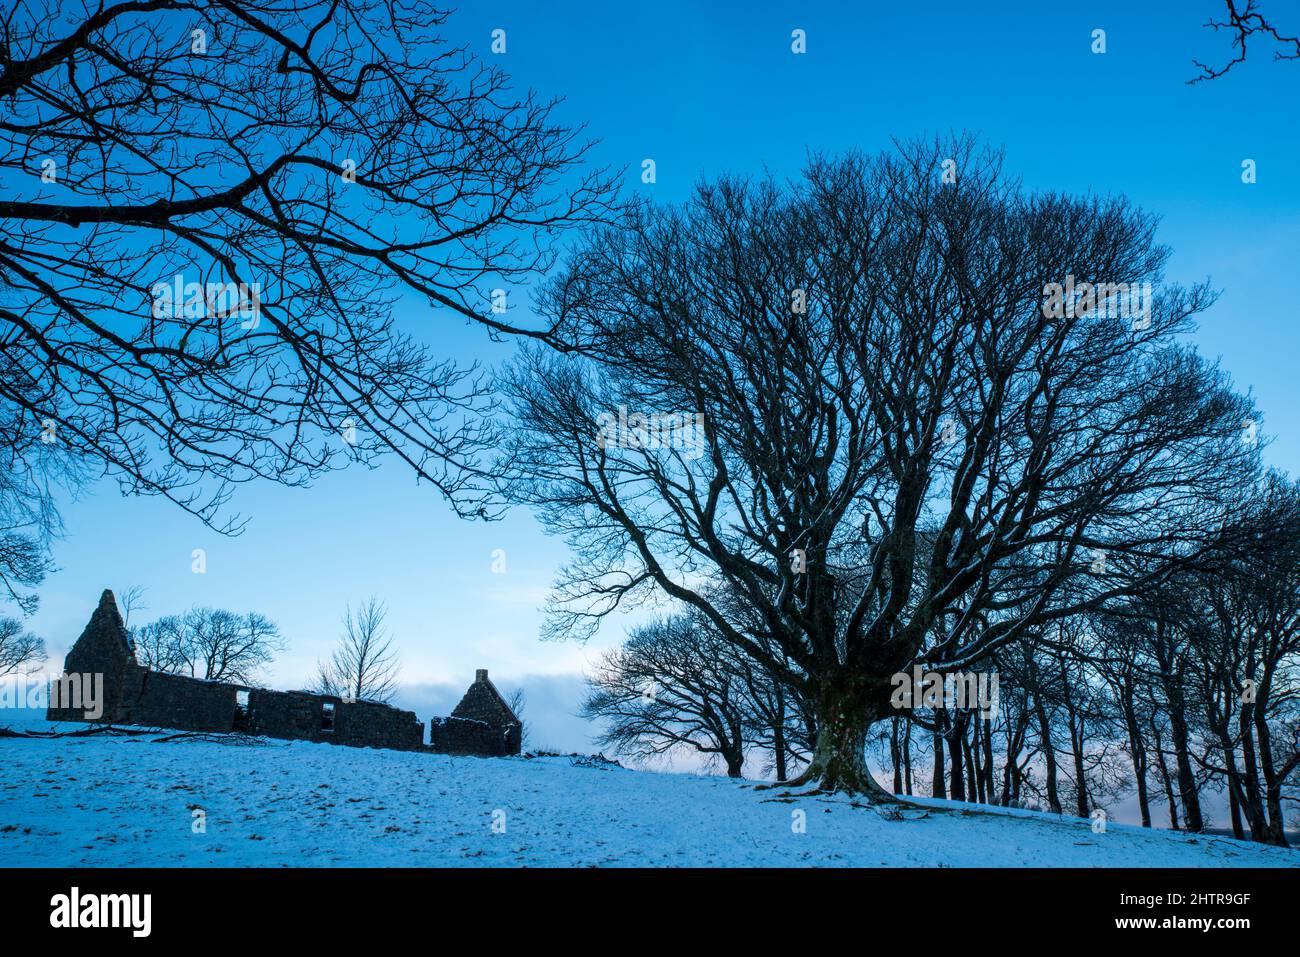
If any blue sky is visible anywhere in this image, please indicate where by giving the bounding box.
[20,0,1300,759]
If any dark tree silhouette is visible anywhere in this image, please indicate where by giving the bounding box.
[0,440,78,612]
[0,0,618,533]
[503,138,1261,798]
[0,616,44,676]
[1190,0,1300,82]
[133,606,283,683]
[314,597,400,704]
[1179,474,1300,846]
[582,615,750,777]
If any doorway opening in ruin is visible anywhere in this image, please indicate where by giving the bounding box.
[233,689,250,732]
[321,701,336,732]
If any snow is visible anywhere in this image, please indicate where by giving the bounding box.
[1,713,1296,867]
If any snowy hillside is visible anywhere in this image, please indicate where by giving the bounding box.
[2,716,1296,868]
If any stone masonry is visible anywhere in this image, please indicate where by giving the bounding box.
[47,590,430,752]
[429,669,522,757]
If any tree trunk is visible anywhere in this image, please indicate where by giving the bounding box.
[980,715,996,805]
[902,720,914,796]
[1070,720,1090,819]
[890,718,903,795]
[1215,718,1260,841]
[947,711,967,802]
[1227,775,1245,841]
[724,746,744,778]
[1032,695,1063,815]
[1060,662,1089,818]
[932,713,947,799]
[1253,692,1291,848]
[772,715,788,783]
[1167,708,1203,832]
[1121,695,1151,828]
[1002,716,1025,807]
[1001,748,1014,807]
[1157,638,1203,832]
[963,730,978,804]
[1149,713,1181,830]
[797,686,895,800]
[1237,701,1268,841]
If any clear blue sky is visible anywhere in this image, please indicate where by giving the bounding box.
[23,0,1300,754]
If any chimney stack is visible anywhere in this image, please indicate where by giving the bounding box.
[475,669,488,682]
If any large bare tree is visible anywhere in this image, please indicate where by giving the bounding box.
[0,0,617,537]
[502,138,1261,798]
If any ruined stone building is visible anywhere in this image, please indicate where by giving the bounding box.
[429,669,522,757]
[47,590,521,757]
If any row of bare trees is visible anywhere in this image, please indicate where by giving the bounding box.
[514,135,1300,843]
[582,474,1300,845]
[133,606,284,685]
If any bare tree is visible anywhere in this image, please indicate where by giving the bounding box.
[116,584,148,628]
[0,447,75,612]
[0,530,49,615]
[582,615,750,777]
[0,0,619,536]
[1090,611,1161,828]
[1179,473,1300,845]
[314,597,400,703]
[131,614,188,675]
[733,645,814,782]
[135,607,283,683]
[1190,0,1300,83]
[503,137,1261,798]
[506,687,528,750]
[0,617,44,676]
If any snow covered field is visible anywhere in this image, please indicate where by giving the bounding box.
[2,714,1296,868]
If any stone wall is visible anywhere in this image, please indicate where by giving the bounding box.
[335,698,426,750]
[248,688,424,750]
[429,715,518,756]
[246,688,326,741]
[48,590,427,752]
[118,667,239,732]
[430,669,521,757]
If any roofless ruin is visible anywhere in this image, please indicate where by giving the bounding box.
[46,590,521,757]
